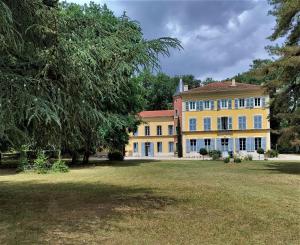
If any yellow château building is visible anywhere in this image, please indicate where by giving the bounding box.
[126,79,271,158]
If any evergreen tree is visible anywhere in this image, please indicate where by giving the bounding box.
[260,0,300,151]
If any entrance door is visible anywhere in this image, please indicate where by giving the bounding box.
[145,142,150,156]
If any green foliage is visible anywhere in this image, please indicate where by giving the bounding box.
[176,117,183,158]
[108,151,124,161]
[223,157,230,163]
[266,149,279,158]
[33,151,49,174]
[209,150,221,160]
[233,156,242,163]
[51,159,69,173]
[0,1,181,160]
[244,154,253,161]
[199,148,208,160]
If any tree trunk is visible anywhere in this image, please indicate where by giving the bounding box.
[71,151,78,165]
[82,151,90,164]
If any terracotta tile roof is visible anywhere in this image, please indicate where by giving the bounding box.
[139,110,174,118]
[182,81,262,94]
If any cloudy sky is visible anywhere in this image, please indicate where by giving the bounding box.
[65,0,279,80]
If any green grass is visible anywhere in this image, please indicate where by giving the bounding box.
[0,160,299,244]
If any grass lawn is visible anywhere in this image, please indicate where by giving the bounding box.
[0,160,299,244]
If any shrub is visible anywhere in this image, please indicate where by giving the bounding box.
[108,151,124,161]
[257,148,265,160]
[199,148,208,160]
[51,160,69,173]
[266,149,279,158]
[223,157,230,163]
[17,151,31,172]
[234,157,242,163]
[244,154,253,161]
[33,151,49,174]
[209,150,221,160]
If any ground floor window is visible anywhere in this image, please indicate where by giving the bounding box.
[255,137,262,150]
[221,138,229,151]
[157,142,162,153]
[204,139,211,150]
[133,142,138,153]
[239,138,246,151]
[190,139,197,152]
[168,142,174,153]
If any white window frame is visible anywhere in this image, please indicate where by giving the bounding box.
[254,97,261,108]
[204,100,211,110]
[190,139,197,152]
[220,99,228,109]
[189,101,196,111]
[133,142,138,153]
[239,138,246,151]
[168,125,173,135]
[255,137,262,150]
[221,138,229,151]
[239,98,245,108]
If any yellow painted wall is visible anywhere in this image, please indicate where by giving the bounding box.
[126,116,175,156]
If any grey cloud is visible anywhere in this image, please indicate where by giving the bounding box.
[66,0,277,80]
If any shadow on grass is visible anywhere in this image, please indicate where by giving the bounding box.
[0,179,178,243]
[263,162,300,175]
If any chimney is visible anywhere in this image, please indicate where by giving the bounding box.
[184,85,189,91]
[231,78,236,86]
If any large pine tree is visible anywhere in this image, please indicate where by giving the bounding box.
[260,0,300,151]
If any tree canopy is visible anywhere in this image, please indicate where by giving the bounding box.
[0,1,181,161]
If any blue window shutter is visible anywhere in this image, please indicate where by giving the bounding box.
[238,117,242,129]
[235,99,239,109]
[141,143,145,156]
[250,97,254,108]
[208,118,211,130]
[189,119,192,131]
[228,138,233,151]
[244,117,247,130]
[262,137,266,150]
[186,139,190,153]
[199,101,203,111]
[262,97,266,107]
[185,101,189,111]
[210,100,214,110]
[216,138,221,151]
[217,117,221,130]
[196,101,200,110]
[246,98,250,108]
[196,139,200,152]
[210,139,215,150]
[259,116,262,129]
[136,143,139,152]
[217,100,221,110]
[199,139,205,150]
[235,138,239,152]
[203,118,206,131]
[228,117,233,130]
[228,99,232,109]
[150,143,154,156]
[246,138,251,152]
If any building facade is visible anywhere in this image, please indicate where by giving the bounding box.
[126,80,271,158]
